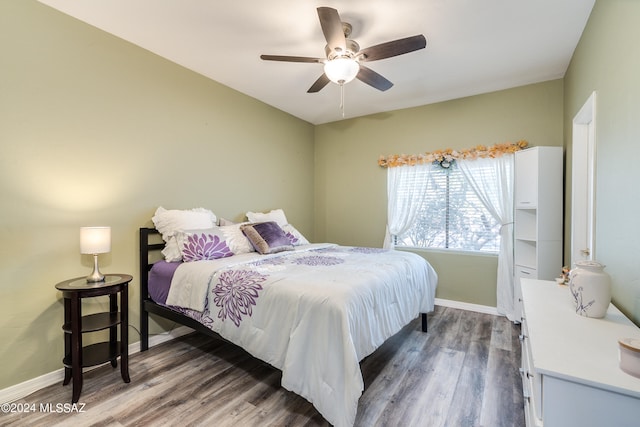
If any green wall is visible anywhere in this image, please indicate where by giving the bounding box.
[564,0,640,324]
[314,80,564,306]
[0,0,314,390]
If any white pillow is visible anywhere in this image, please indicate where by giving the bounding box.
[219,223,255,254]
[246,209,288,227]
[281,223,310,246]
[217,218,237,226]
[152,207,217,261]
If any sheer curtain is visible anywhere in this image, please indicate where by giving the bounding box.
[458,155,515,321]
[384,164,432,249]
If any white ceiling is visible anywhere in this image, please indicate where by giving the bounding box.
[38,0,595,125]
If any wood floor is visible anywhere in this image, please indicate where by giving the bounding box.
[3,306,524,427]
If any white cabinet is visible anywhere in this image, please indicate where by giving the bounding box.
[514,147,563,320]
[514,152,538,207]
[520,279,640,427]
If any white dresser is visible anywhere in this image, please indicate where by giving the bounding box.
[520,279,640,427]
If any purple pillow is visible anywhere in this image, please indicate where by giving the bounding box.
[241,221,294,254]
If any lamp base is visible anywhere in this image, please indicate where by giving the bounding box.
[86,254,105,283]
[86,272,105,283]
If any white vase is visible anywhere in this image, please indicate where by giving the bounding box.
[569,260,612,318]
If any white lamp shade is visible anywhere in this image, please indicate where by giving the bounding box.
[80,226,111,254]
[324,58,360,84]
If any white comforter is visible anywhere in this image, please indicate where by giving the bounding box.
[165,243,437,427]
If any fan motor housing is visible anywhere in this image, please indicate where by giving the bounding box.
[325,38,360,60]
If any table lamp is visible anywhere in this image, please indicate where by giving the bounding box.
[80,226,111,282]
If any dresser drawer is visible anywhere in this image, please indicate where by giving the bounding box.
[515,266,538,321]
[520,318,542,425]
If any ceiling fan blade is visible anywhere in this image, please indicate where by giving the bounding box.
[356,65,393,91]
[307,73,331,93]
[260,55,324,63]
[358,35,427,62]
[317,7,346,53]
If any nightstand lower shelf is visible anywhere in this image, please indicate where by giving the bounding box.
[63,341,122,369]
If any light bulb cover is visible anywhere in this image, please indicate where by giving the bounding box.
[324,57,360,84]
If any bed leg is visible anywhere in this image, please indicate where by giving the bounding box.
[141,306,149,352]
[421,313,428,332]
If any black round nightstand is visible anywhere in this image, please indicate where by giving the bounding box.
[55,274,132,403]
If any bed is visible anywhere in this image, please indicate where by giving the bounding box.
[139,211,437,427]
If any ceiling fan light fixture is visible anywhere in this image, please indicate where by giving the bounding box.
[324,57,360,85]
[261,7,426,95]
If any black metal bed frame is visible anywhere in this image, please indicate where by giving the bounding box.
[139,227,427,352]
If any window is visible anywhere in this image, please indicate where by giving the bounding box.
[393,162,501,253]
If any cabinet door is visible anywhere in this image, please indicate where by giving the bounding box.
[515,149,538,208]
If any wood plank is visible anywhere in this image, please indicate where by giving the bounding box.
[444,337,490,426]
[403,348,466,427]
[355,319,432,426]
[480,323,525,427]
[490,314,515,352]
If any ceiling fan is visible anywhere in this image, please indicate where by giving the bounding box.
[260,7,427,93]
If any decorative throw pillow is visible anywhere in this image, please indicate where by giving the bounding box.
[219,223,255,254]
[175,228,234,262]
[246,209,310,245]
[241,222,294,254]
[281,223,310,246]
[246,209,288,227]
[152,207,217,261]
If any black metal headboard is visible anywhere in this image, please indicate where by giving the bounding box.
[139,227,163,269]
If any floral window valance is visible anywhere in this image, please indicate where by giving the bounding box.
[378,140,528,168]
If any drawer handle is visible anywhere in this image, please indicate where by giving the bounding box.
[520,270,531,275]
[520,367,533,379]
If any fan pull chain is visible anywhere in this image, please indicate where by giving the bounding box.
[340,83,345,118]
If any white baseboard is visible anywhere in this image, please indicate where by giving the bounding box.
[1,303,499,404]
[0,369,66,405]
[435,298,499,316]
[0,326,193,404]
[144,325,194,349]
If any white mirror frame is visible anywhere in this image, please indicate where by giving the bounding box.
[571,91,597,265]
